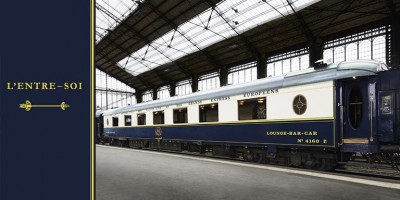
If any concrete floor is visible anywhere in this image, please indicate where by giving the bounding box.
[96,145,400,200]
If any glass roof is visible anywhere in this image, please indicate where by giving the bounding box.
[96,0,143,43]
[115,0,319,76]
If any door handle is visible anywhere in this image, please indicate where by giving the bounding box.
[369,97,373,142]
[340,105,344,145]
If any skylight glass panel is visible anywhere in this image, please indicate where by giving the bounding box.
[294,0,319,11]
[193,33,223,48]
[156,30,175,45]
[168,49,187,60]
[96,0,142,43]
[169,41,195,54]
[184,26,205,41]
[132,67,148,75]
[117,0,319,76]
[146,45,165,60]
[219,0,243,13]
[173,37,198,53]
[190,14,207,28]
[128,61,148,70]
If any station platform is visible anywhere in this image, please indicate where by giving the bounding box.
[96,145,400,200]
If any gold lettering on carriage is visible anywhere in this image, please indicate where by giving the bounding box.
[188,100,202,105]
[266,131,318,136]
[243,89,279,97]
[210,96,230,102]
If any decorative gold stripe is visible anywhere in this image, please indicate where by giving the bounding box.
[107,117,334,128]
[342,138,369,144]
[104,137,335,148]
[90,1,95,200]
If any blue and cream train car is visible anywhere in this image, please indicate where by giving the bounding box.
[101,60,400,170]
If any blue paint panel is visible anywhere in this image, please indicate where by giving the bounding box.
[342,79,371,139]
[105,120,335,147]
[378,69,400,142]
[378,91,395,142]
[341,144,379,153]
[378,69,400,90]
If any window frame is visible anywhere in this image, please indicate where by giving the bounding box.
[153,110,165,125]
[237,97,267,120]
[124,115,132,126]
[199,103,219,122]
[173,108,188,124]
[112,117,119,127]
[137,113,146,125]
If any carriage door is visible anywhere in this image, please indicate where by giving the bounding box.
[342,79,371,143]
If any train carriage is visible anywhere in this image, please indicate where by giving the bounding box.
[98,60,400,170]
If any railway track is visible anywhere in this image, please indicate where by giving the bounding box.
[335,160,400,180]
[98,144,400,181]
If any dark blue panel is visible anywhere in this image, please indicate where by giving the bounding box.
[341,78,371,139]
[0,1,90,200]
[397,91,400,141]
[341,144,379,153]
[378,91,395,142]
[377,69,400,142]
[378,69,400,90]
[105,120,335,147]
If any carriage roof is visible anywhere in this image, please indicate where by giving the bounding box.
[103,60,385,115]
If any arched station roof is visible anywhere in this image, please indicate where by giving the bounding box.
[96,0,400,92]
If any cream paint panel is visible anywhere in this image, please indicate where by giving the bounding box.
[188,105,199,123]
[164,108,173,124]
[103,81,334,127]
[219,101,238,122]
[146,111,153,125]
[267,83,334,120]
[132,112,138,126]
[119,114,124,127]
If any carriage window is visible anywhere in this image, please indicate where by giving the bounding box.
[112,117,119,127]
[199,104,218,122]
[153,111,165,124]
[124,115,131,126]
[349,86,363,128]
[238,97,266,120]
[137,113,146,125]
[173,108,188,123]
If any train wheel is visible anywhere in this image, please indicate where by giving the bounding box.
[314,158,326,171]
[243,152,265,163]
[313,158,336,171]
[256,153,266,164]
[304,158,326,171]
[243,152,252,162]
[243,151,256,162]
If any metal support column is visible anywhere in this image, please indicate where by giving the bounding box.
[309,38,323,67]
[135,90,143,104]
[257,55,266,79]
[191,75,198,93]
[152,88,158,101]
[105,74,108,110]
[219,66,228,86]
[169,82,176,97]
